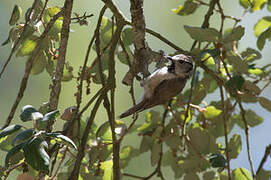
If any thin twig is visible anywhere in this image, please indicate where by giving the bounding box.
[145,28,186,53]
[219,85,231,179]
[238,100,255,178]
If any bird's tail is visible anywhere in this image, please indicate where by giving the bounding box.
[119,101,146,119]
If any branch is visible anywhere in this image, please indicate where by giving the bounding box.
[237,99,255,178]
[219,85,231,179]
[68,95,104,180]
[2,10,64,129]
[122,0,150,85]
[48,0,74,130]
[256,144,271,175]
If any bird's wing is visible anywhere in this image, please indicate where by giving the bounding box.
[144,77,187,109]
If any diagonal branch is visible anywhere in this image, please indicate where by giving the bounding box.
[2,10,64,129]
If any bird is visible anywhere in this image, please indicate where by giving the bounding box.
[119,54,193,119]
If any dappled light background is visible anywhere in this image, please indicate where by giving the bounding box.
[0,0,271,179]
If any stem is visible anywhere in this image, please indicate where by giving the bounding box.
[219,85,231,179]
[256,144,271,175]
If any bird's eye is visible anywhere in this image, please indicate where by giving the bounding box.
[179,61,184,64]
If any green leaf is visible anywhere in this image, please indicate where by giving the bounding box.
[117,47,133,65]
[226,75,245,92]
[165,135,182,149]
[268,0,271,11]
[9,5,22,26]
[16,37,37,57]
[31,51,47,75]
[188,124,211,154]
[151,142,161,166]
[44,132,77,149]
[43,6,61,24]
[257,28,271,50]
[172,1,198,16]
[62,62,74,81]
[87,53,109,74]
[203,106,222,119]
[259,97,271,112]
[178,158,198,173]
[96,121,112,142]
[248,68,263,75]
[120,146,139,168]
[92,72,107,84]
[20,105,41,122]
[254,17,271,37]
[232,168,253,180]
[139,136,154,153]
[256,169,271,180]
[0,125,23,139]
[241,48,262,62]
[235,110,263,128]
[209,153,226,168]
[184,25,220,42]
[203,171,216,180]
[252,0,267,11]
[162,150,176,167]
[23,137,49,174]
[228,134,242,159]
[223,26,245,43]
[200,52,216,71]
[239,0,253,8]
[12,129,36,146]
[5,142,25,167]
[227,53,249,73]
[48,19,63,40]
[121,28,134,46]
[184,173,200,180]
[0,125,23,151]
[100,160,113,180]
[243,80,261,95]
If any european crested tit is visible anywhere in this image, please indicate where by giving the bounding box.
[119,54,193,119]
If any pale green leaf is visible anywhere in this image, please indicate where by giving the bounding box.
[203,106,222,119]
[184,26,220,42]
[223,26,245,43]
[172,1,198,16]
[254,17,271,37]
[259,97,271,112]
[257,28,271,50]
[100,160,113,180]
[252,0,267,11]
[9,5,22,26]
[232,168,252,180]
[228,134,242,159]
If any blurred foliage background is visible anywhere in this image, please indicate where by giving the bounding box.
[0,0,271,179]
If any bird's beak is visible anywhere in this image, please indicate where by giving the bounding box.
[165,56,173,61]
